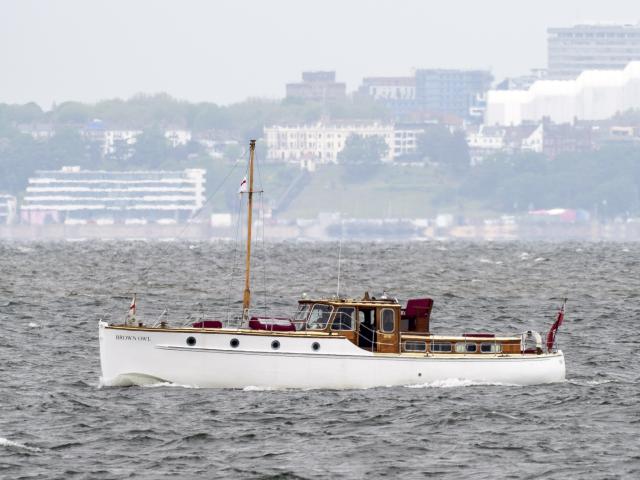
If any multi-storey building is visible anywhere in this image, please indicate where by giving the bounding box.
[264,122,438,165]
[286,71,346,103]
[21,166,205,225]
[415,69,493,120]
[548,23,640,79]
[265,122,395,164]
[357,77,416,116]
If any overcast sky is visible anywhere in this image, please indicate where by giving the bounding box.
[1,0,639,109]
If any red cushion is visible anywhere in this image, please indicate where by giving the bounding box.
[404,298,434,318]
[192,320,223,328]
[249,317,296,332]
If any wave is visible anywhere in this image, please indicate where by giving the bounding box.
[567,378,614,386]
[405,378,514,389]
[141,381,200,389]
[242,385,276,391]
[0,437,42,453]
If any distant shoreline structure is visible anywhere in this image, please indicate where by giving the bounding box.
[2,221,639,242]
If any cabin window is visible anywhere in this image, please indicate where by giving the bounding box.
[456,343,477,353]
[293,304,310,327]
[332,307,355,330]
[431,342,452,352]
[381,308,395,333]
[456,342,478,353]
[307,304,334,330]
[403,341,427,352]
[481,343,502,353]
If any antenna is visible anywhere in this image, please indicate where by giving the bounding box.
[336,220,343,297]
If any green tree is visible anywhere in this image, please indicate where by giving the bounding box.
[338,134,389,182]
[338,134,388,165]
[416,125,470,174]
[129,128,171,168]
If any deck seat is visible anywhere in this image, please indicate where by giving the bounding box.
[249,317,296,332]
[401,298,434,333]
[402,298,434,319]
[192,320,223,328]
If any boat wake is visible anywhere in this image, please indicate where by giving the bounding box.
[405,378,515,389]
[141,381,200,389]
[0,437,42,453]
[98,373,167,388]
[242,385,276,391]
[567,378,614,387]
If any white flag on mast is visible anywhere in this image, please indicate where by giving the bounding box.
[128,294,137,323]
[238,176,247,194]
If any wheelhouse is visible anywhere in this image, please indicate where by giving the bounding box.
[293,293,523,356]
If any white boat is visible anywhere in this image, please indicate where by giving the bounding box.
[99,140,567,389]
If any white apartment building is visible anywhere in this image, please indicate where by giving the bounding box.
[466,124,543,164]
[102,129,142,156]
[467,126,506,164]
[21,166,206,225]
[265,122,395,164]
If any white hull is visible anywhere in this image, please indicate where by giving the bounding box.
[99,322,566,389]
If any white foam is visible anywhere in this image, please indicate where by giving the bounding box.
[141,382,200,389]
[0,437,42,453]
[243,385,275,391]
[568,378,613,386]
[28,322,39,328]
[405,378,510,389]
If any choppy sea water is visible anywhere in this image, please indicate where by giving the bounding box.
[0,240,639,479]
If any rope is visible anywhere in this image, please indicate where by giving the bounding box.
[253,151,269,317]
[224,192,244,323]
[121,149,248,318]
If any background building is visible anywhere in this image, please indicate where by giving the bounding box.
[357,77,416,116]
[285,71,346,103]
[21,166,205,225]
[82,119,142,157]
[485,61,640,126]
[415,69,493,120]
[548,23,640,79]
[265,122,394,164]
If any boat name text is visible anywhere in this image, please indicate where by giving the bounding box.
[115,334,151,342]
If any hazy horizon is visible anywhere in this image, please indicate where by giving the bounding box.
[1,0,639,109]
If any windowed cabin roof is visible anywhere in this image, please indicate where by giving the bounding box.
[298,297,401,309]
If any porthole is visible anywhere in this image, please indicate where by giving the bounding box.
[271,340,280,350]
[312,342,320,351]
[230,338,239,348]
[186,336,196,346]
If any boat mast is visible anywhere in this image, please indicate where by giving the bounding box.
[242,139,256,321]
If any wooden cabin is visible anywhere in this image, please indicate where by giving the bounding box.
[292,293,524,355]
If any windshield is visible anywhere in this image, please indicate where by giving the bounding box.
[293,304,310,327]
[306,304,334,330]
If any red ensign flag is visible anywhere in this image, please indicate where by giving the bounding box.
[546,299,566,352]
